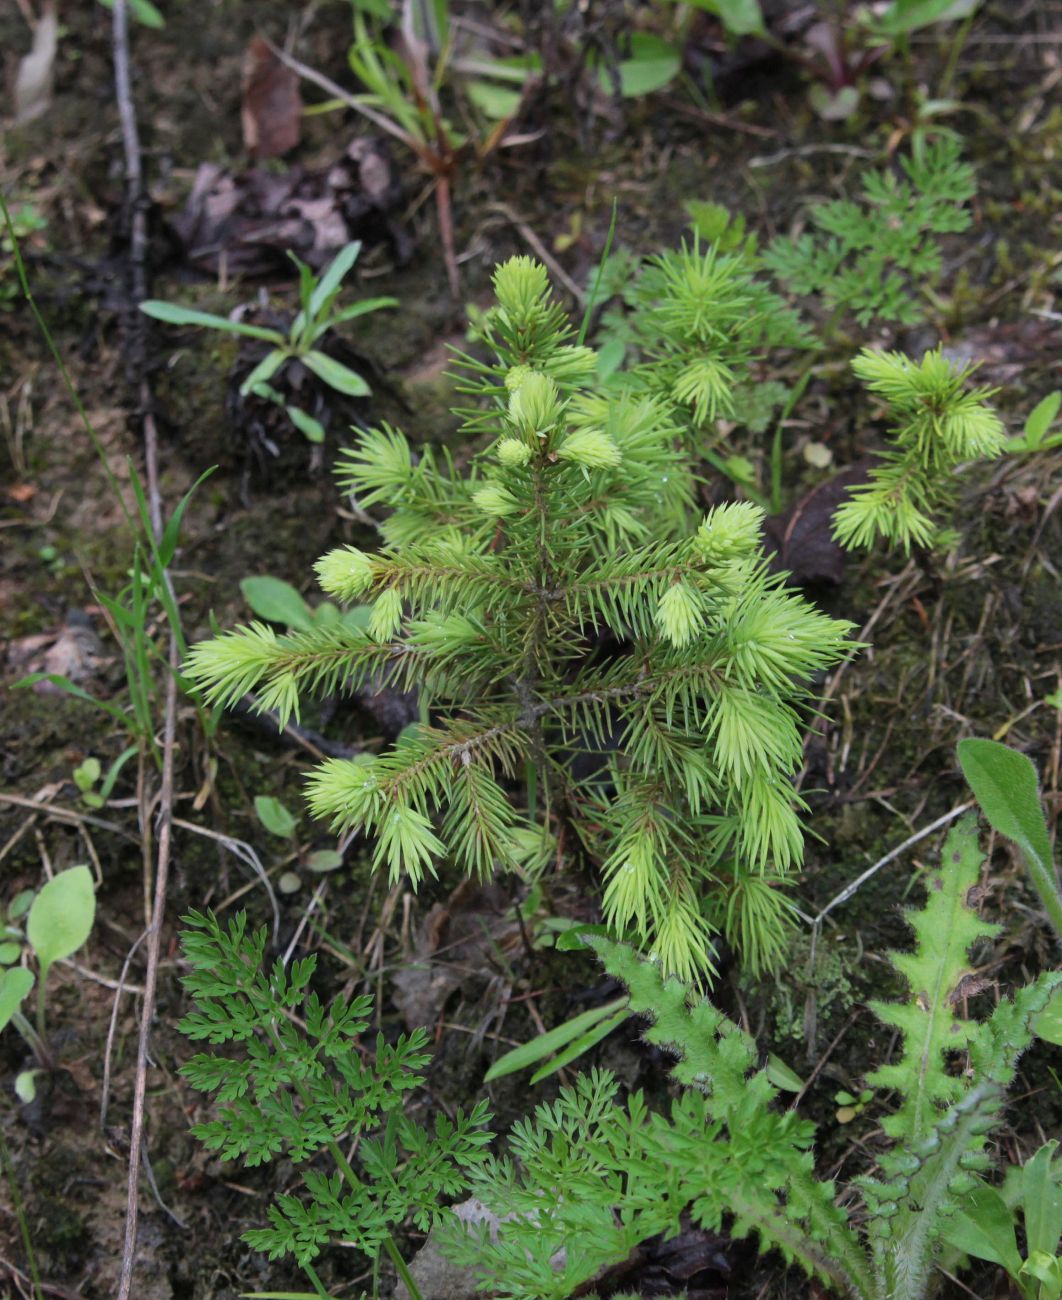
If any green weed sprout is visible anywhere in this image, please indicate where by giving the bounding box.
[957,737,1062,944]
[178,910,492,1300]
[833,347,1006,552]
[762,136,976,328]
[0,865,96,1098]
[141,241,396,443]
[439,816,1062,1300]
[185,256,855,982]
[0,203,47,309]
[943,1139,1062,1300]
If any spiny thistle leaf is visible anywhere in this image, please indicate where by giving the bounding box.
[867,814,999,1144]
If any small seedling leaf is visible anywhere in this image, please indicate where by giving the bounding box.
[606,33,681,98]
[878,0,976,34]
[0,943,22,965]
[241,577,316,631]
[941,1181,1023,1273]
[139,301,284,343]
[484,995,627,1081]
[27,866,95,974]
[98,0,166,27]
[239,350,287,398]
[685,0,766,36]
[314,296,398,340]
[286,405,327,444]
[306,850,345,873]
[8,890,34,922]
[0,967,34,1032]
[1024,391,1061,449]
[73,757,101,792]
[278,872,302,894]
[302,351,371,397]
[14,1069,39,1104]
[254,796,298,839]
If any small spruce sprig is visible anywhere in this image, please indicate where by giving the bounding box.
[178,910,492,1298]
[834,347,1006,552]
[185,256,856,982]
[622,238,809,433]
[762,136,976,328]
[439,815,1062,1300]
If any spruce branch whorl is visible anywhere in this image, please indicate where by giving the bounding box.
[185,256,856,980]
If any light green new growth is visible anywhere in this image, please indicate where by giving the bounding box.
[762,137,976,327]
[439,817,1062,1300]
[834,347,1006,552]
[186,255,855,981]
[624,238,809,432]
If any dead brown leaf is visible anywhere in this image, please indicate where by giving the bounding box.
[241,35,302,159]
[764,461,873,586]
[391,880,522,1031]
[13,0,57,124]
[172,138,410,275]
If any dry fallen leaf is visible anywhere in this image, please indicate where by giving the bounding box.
[13,0,58,125]
[764,462,873,587]
[391,880,521,1031]
[241,35,301,159]
[172,138,410,275]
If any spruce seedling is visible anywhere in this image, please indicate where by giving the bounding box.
[186,256,855,981]
[833,347,1006,552]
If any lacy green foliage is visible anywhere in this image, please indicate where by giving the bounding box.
[440,817,1062,1300]
[178,911,491,1271]
[834,347,1005,551]
[762,137,975,327]
[185,257,855,981]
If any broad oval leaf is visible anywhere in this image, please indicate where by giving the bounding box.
[302,351,371,397]
[0,967,34,1033]
[941,1181,1022,1273]
[255,796,298,839]
[27,865,95,973]
[603,33,681,98]
[685,0,766,36]
[305,849,344,873]
[240,576,316,631]
[958,738,1062,940]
